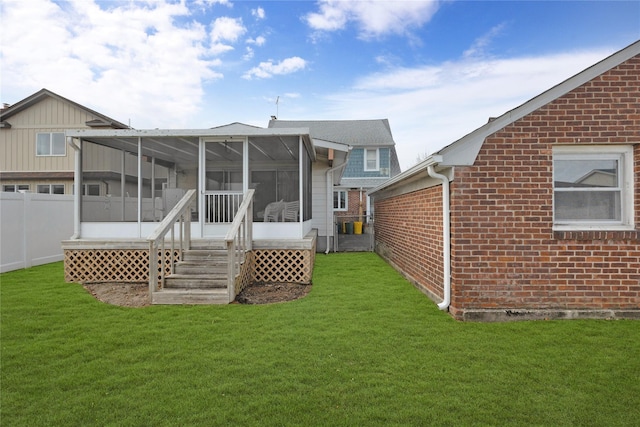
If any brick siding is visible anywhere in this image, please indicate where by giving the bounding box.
[375,55,640,320]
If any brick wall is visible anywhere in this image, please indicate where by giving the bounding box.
[374,185,445,300]
[374,54,640,320]
[336,190,367,220]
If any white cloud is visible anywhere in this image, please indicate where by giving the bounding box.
[243,46,255,60]
[305,0,440,39]
[209,16,246,54]
[315,49,616,169]
[194,0,232,7]
[463,23,508,59]
[252,7,265,20]
[0,0,222,128]
[247,36,266,46]
[243,56,307,79]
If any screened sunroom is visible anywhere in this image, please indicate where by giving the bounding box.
[65,125,317,241]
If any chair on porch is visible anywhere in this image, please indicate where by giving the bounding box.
[264,200,284,222]
[283,201,299,222]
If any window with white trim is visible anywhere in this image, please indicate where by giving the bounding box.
[553,145,634,229]
[3,184,30,192]
[71,184,101,196]
[364,148,379,171]
[36,132,66,156]
[37,184,65,194]
[333,190,347,211]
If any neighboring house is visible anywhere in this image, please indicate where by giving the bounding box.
[268,119,401,228]
[61,123,350,304]
[0,89,129,195]
[369,41,640,321]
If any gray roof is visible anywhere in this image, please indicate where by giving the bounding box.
[0,88,129,129]
[269,119,395,147]
[339,177,394,189]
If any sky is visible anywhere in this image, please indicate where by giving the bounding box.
[1,0,639,170]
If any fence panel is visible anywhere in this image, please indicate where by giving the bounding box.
[0,192,73,273]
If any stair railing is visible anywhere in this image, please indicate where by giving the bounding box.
[224,189,254,301]
[148,189,197,293]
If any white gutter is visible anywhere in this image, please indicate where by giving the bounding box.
[67,136,82,239]
[325,161,349,254]
[427,165,451,311]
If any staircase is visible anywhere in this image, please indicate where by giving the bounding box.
[151,240,233,305]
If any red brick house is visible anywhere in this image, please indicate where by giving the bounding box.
[370,41,640,321]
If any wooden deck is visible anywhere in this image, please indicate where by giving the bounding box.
[62,230,317,304]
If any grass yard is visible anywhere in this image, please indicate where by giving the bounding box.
[1,253,639,426]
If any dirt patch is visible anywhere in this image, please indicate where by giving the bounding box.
[83,282,151,307]
[83,282,310,307]
[235,282,312,304]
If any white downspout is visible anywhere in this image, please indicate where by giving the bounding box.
[325,162,348,254]
[427,165,451,311]
[68,137,82,239]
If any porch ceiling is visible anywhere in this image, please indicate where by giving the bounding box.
[66,128,315,168]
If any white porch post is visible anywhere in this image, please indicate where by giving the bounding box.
[68,136,82,239]
[198,137,205,236]
[151,157,156,202]
[120,150,126,221]
[298,136,304,234]
[243,136,249,194]
[137,137,142,237]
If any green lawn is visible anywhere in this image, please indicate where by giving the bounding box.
[1,253,639,426]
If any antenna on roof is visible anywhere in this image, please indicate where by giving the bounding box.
[275,96,279,119]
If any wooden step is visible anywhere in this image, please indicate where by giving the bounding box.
[164,274,227,289]
[173,262,228,275]
[152,288,230,305]
[180,249,228,262]
[152,241,233,305]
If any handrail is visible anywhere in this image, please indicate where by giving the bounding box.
[225,189,254,300]
[148,189,197,294]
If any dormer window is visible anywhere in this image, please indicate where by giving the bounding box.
[364,148,379,171]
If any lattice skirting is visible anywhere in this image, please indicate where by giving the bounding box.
[251,249,314,284]
[234,252,254,296]
[64,249,179,284]
[64,247,315,286]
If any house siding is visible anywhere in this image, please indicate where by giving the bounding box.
[343,147,391,179]
[1,94,122,194]
[374,54,640,320]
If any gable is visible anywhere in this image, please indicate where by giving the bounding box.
[0,89,128,129]
[437,40,640,167]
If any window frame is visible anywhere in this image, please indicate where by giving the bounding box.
[3,184,30,192]
[364,148,379,172]
[552,145,634,231]
[37,184,65,195]
[36,132,66,157]
[333,190,348,211]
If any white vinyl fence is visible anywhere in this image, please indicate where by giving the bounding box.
[0,192,73,273]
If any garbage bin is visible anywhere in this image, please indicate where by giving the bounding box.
[353,221,363,234]
[345,222,354,234]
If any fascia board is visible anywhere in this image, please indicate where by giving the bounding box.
[438,40,640,167]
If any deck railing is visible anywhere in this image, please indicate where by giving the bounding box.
[204,191,243,223]
[224,189,254,300]
[148,189,197,292]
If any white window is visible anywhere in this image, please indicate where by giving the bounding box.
[333,190,347,211]
[3,184,30,192]
[37,184,65,194]
[83,184,100,196]
[364,148,379,171]
[553,145,634,230]
[36,132,66,156]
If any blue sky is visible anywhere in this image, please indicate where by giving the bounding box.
[1,0,638,169]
